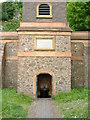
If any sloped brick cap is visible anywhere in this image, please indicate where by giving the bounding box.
[71,31,90,40]
[0,32,18,40]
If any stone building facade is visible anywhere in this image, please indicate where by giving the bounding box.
[0,1,89,98]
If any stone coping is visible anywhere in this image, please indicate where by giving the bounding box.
[72,31,89,36]
[0,32,18,36]
[0,36,18,40]
[71,36,89,40]
[0,32,18,40]
[0,31,90,40]
[71,31,90,40]
[20,22,69,28]
[17,27,72,32]
[18,22,71,32]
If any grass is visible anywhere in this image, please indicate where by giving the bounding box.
[54,87,88,118]
[2,88,33,118]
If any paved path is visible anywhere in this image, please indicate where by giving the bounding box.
[28,98,61,118]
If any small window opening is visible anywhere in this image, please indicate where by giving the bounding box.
[37,3,52,18]
[39,4,50,15]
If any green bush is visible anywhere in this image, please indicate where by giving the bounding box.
[2,18,20,31]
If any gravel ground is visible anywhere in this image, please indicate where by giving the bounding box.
[28,98,61,118]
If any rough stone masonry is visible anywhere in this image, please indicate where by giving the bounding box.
[0,1,89,98]
[0,31,89,98]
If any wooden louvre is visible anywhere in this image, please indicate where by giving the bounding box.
[39,4,50,15]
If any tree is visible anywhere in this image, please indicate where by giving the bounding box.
[1,2,15,21]
[1,1,89,31]
[1,0,22,31]
[0,2,8,21]
[67,2,90,31]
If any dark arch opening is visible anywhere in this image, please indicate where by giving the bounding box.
[39,4,50,15]
[37,73,52,98]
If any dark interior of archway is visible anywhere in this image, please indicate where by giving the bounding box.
[37,74,51,98]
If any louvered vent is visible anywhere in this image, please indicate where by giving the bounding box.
[39,4,50,15]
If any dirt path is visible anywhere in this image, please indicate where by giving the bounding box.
[28,98,62,118]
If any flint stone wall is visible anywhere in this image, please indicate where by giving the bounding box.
[18,34,71,96]
[0,31,89,96]
[4,42,18,88]
[83,42,88,86]
[71,42,88,88]
[1,40,18,87]
[5,42,18,56]
[18,57,71,96]
[4,60,17,88]
[19,35,70,52]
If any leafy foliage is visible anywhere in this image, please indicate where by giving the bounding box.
[1,1,89,31]
[1,2,8,21]
[67,2,90,31]
[1,1,22,31]
[2,17,21,31]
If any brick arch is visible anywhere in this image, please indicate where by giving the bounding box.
[33,70,55,98]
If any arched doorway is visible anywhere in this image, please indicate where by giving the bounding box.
[36,73,52,98]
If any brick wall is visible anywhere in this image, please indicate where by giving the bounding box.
[71,32,89,88]
[23,2,66,22]
[0,32,18,88]
[4,42,18,88]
